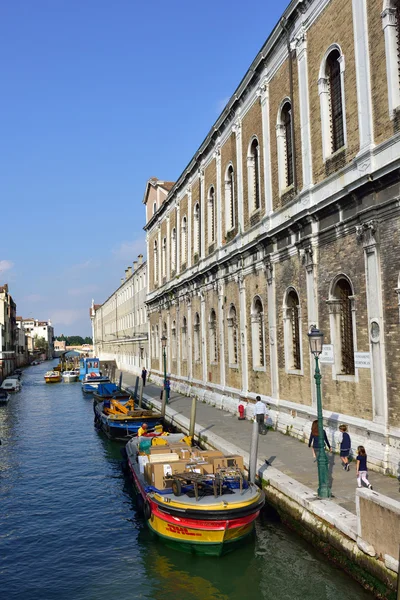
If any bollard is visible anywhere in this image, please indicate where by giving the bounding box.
[248,418,259,484]
[138,379,143,409]
[189,396,197,440]
[161,389,167,419]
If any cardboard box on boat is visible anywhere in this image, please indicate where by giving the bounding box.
[149,446,171,455]
[148,452,180,464]
[150,460,189,489]
[225,455,244,470]
[198,450,224,462]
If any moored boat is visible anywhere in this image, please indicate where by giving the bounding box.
[93,397,161,441]
[62,371,78,383]
[82,373,111,394]
[0,389,10,404]
[44,371,62,383]
[124,437,264,555]
[1,378,21,392]
[92,382,130,403]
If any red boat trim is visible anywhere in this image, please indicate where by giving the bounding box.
[150,500,259,530]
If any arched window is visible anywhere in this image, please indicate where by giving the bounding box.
[162,237,166,279]
[382,1,400,116]
[277,101,294,193]
[251,296,265,369]
[153,240,158,284]
[209,309,217,363]
[194,312,201,362]
[208,187,215,245]
[319,46,346,160]
[181,217,187,267]
[181,317,187,361]
[329,277,355,375]
[225,165,235,232]
[248,138,261,212]
[283,289,301,371]
[194,203,200,258]
[171,320,177,360]
[171,228,177,274]
[227,305,238,366]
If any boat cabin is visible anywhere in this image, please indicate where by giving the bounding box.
[79,357,100,381]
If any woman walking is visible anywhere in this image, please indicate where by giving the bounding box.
[308,419,332,461]
[338,424,351,471]
[356,446,373,489]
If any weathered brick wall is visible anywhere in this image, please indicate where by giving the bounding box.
[308,0,359,184]
[179,299,188,378]
[168,304,178,376]
[169,207,177,277]
[245,270,271,396]
[179,194,188,272]
[204,159,217,256]
[221,133,238,241]
[149,312,160,371]
[241,99,265,230]
[204,288,220,383]
[224,279,242,390]
[274,252,311,404]
[160,218,168,285]
[190,175,200,262]
[368,0,392,145]
[191,295,202,381]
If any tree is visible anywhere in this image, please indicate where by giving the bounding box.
[34,335,48,352]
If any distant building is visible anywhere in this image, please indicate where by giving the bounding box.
[90,255,148,375]
[0,284,17,379]
[54,340,66,352]
[21,318,54,359]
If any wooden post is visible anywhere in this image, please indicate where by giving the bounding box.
[138,378,143,408]
[249,418,259,484]
[161,389,167,419]
[189,396,197,440]
[133,376,139,400]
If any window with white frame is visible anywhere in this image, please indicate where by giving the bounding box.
[171,228,177,273]
[162,237,167,279]
[194,203,200,257]
[209,309,218,363]
[194,312,201,362]
[181,317,187,360]
[181,216,187,266]
[277,101,294,194]
[283,288,301,372]
[225,165,235,232]
[251,296,265,368]
[247,138,261,212]
[227,304,238,366]
[207,187,215,245]
[171,321,177,359]
[319,46,346,160]
[382,1,400,116]
[328,277,355,376]
[153,240,158,284]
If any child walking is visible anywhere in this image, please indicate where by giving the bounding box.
[338,424,351,471]
[356,446,373,489]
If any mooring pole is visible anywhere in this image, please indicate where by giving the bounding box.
[249,417,259,484]
[138,378,143,408]
[189,396,197,440]
[133,376,139,400]
[161,388,167,419]
[118,371,123,390]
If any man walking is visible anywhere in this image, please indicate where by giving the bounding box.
[141,367,147,387]
[255,396,267,434]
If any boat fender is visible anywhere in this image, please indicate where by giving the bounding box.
[143,500,151,521]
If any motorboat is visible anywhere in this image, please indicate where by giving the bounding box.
[0,389,10,404]
[92,382,130,403]
[44,371,62,383]
[62,371,78,383]
[124,436,264,556]
[82,373,110,395]
[1,378,21,392]
[93,397,161,441]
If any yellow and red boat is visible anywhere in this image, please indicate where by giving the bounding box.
[44,371,62,383]
[125,435,264,555]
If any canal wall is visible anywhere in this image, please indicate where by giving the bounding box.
[133,384,399,600]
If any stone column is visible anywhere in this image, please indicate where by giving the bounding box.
[187,294,192,380]
[259,80,273,215]
[295,28,313,189]
[356,221,388,428]
[265,257,279,399]
[200,290,207,384]
[200,168,205,258]
[157,225,162,286]
[303,245,318,408]
[233,119,244,233]
[176,300,181,378]
[176,202,181,274]
[158,311,162,374]
[217,281,226,388]
[238,273,248,395]
[166,214,171,281]
[352,0,374,152]
[187,187,192,269]
[215,146,222,247]
[166,305,171,376]
[382,5,400,117]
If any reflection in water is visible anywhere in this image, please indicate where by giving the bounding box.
[0,362,373,600]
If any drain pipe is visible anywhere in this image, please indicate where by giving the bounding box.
[249,417,259,484]
[280,16,297,193]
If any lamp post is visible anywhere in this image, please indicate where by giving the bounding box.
[308,326,331,499]
[161,334,167,398]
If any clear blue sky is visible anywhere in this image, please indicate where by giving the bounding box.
[1,0,287,336]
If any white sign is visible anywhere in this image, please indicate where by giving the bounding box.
[319,344,334,364]
[354,352,371,369]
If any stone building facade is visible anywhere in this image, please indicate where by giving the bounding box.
[91,255,149,375]
[144,0,400,475]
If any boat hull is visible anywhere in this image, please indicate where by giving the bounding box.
[45,377,61,383]
[94,404,161,441]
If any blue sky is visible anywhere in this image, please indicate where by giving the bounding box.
[1,0,286,336]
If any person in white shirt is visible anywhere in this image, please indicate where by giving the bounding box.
[254,396,267,434]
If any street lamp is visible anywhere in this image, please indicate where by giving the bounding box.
[308,325,331,499]
[161,334,167,396]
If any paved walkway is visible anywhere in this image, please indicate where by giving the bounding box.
[119,370,400,515]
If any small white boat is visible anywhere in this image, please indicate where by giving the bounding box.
[1,378,21,392]
[62,371,78,383]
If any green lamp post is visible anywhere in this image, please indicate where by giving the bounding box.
[161,334,167,399]
[308,326,331,499]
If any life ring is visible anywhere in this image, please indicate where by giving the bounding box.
[143,500,151,520]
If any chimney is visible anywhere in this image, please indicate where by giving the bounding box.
[126,266,132,278]
[133,261,138,271]
[138,254,143,265]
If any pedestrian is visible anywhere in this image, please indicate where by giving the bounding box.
[254,396,267,434]
[165,378,171,404]
[338,424,351,471]
[308,419,332,461]
[356,446,373,489]
[141,367,147,387]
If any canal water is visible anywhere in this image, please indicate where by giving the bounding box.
[0,362,373,600]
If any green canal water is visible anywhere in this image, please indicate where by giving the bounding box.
[0,362,373,600]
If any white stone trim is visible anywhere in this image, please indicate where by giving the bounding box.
[276,97,292,195]
[260,81,273,215]
[382,2,400,117]
[233,119,244,233]
[295,30,313,188]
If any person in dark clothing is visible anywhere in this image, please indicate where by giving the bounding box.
[356,446,373,489]
[308,419,332,461]
[338,424,351,471]
[141,367,147,387]
[165,378,171,404]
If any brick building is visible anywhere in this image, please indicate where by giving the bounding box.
[144,0,400,474]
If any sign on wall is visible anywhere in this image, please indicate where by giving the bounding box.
[319,345,334,364]
[354,352,371,369]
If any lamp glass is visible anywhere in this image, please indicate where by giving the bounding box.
[161,335,167,349]
[308,327,324,356]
